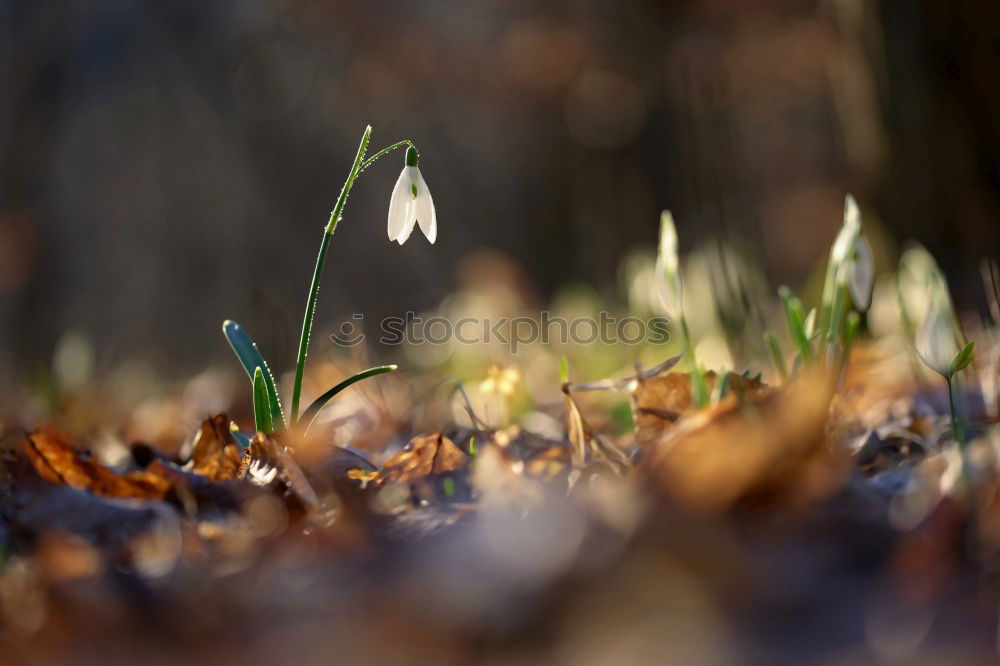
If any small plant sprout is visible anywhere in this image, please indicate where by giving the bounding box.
[765,195,871,379]
[778,285,814,365]
[655,211,708,408]
[764,330,788,380]
[387,146,437,244]
[818,195,864,358]
[223,126,434,435]
[916,290,975,447]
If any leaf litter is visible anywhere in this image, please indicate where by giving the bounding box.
[1,345,998,665]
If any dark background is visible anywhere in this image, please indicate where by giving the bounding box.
[2,0,998,382]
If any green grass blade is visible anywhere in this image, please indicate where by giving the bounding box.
[764,330,788,380]
[253,367,274,434]
[711,371,731,404]
[690,365,709,409]
[222,319,286,430]
[300,364,397,431]
[778,286,813,363]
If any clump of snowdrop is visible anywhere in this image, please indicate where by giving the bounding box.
[766,195,871,382]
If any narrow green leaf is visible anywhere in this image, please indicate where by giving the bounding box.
[803,308,817,339]
[560,357,569,385]
[949,340,975,375]
[779,286,813,363]
[826,283,848,353]
[711,371,731,404]
[690,365,709,409]
[222,320,286,430]
[842,310,861,353]
[764,330,788,380]
[300,365,397,431]
[253,367,274,434]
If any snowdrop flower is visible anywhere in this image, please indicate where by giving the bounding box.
[387,147,437,244]
[655,210,683,316]
[829,195,872,309]
[831,194,861,266]
[916,291,962,377]
[848,234,873,310]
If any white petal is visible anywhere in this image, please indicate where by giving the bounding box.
[415,169,437,244]
[655,256,684,317]
[387,168,412,241]
[658,211,679,275]
[395,200,418,244]
[917,304,959,375]
[849,235,873,310]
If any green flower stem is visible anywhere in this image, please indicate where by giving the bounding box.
[817,265,839,360]
[946,375,966,447]
[290,126,372,426]
[359,140,415,174]
[765,330,788,380]
[826,282,848,362]
[946,374,977,512]
[678,316,708,407]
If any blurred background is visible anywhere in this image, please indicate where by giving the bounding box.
[1,0,998,387]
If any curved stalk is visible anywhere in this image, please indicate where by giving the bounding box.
[289,128,417,426]
[359,140,414,174]
[290,126,372,425]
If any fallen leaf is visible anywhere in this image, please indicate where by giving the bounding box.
[381,434,468,483]
[24,430,170,500]
[632,371,768,448]
[640,372,846,511]
[563,386,631,473]
[238,433,319,515]
[525,444,572,481]
[187,415,243,481]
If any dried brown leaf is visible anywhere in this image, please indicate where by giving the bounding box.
[381,434,468,483]
[24,430,171,500]
[640,372,847,512]
[525,444,572,481]
[563,388,631,473]
[632,371,768,448]
[187,414,243,481]
[238,433,319,514]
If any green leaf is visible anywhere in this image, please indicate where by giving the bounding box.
[690,365,709,409]
[299,365,397,431]
[222,320,286,430]
[779,286,813,363]
[764,330,788,380]
[711,371,731,404]
[949,340,975,375]
[253,367,274,434]
[842,310,861,352]
[803,308,817,339]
